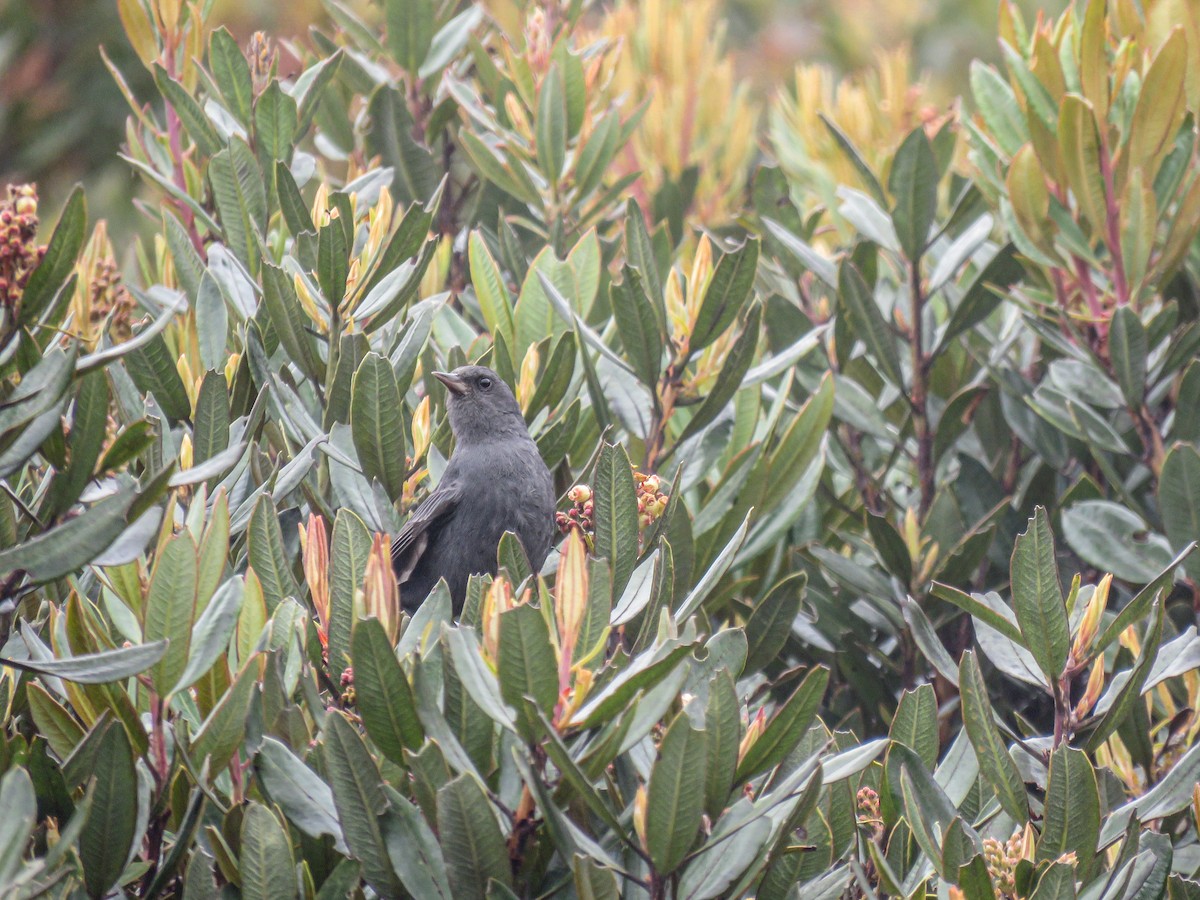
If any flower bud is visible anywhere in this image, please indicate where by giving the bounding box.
[301,514,330,637]
[362,534,400,644]
[1072,573,1111,663]
[179,433,193,471]
[737,708,767,765]
[633,785,648,849]
[1074,655,1106,719]
[568,484,592,505]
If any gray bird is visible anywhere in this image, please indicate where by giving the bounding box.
[391,365,556,615]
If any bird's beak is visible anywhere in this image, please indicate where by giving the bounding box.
[433,371,468,396]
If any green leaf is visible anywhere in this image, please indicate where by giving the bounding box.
[735,665,830,780]
[703,669,740,819]
[593,442,640,597]
[468,231,516,346]
[193,371,230,466]
[293,51,343,133]
[1010,507,1069,682]
[276,161,314,235]
[124,333,192,421]
[890,684,938,769]
[419,5,483,79]
[575,112,621,200]
[352,617,423,764]
[0,348,77,441]
[191,660,258,774]
[254,80,297,162]
[248,494,300,612]
[329,509,372,673]
[568,640,696,728]
[351,352,408,501]
[1029,862,1079,900]
[1092,541,1194,656]
[153,64,221,157]
[255,737,346,852]
[46,371,107,513]
[867,513,913,585]
[437,775,512,900]
[625,199,664,318]
[1126,30,1187,187]
[209,27,253,125]
[498,603,559,735]
[317,219,349,307]
[1038,747,1099,878]
[444,625,517,731]
[612,266,663,388]
[573,854,620,900]
[678,503,754,619]
[240,803,295,900]
[645,712,709,874]
[0,768,35,885]
[0,489,137,583]
[673,303,762,446]
[888,127,939,258]
[743,573,805,674]
[970,62,1028,156]
[1160,444,1200,582]
[959,650,1029,823]
[895,745,967,878]
[79,719,137,898]
[172,576,242,694]
[818,112,887,203]
[144,532,199,696]
[939,243,1024,347]
[1086,600,1165,752]
[2,637,167,684]
[381,787,453,899]
[1109,306,1147,408]
[838,260,903,387]
[262,263,322,382]
[385,0,435,73]
[209,139,267,272]
[1100,736,1200,846]
[536,64,567,185]
[26,681,85,759]
[367,86,439,204]
[323,711,406,896]
[1059,94,1107,235]
[692,238,760,353]
[19,186,86,325]
[762,218,836,287]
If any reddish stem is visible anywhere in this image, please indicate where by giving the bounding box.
[1097,139,1130,307]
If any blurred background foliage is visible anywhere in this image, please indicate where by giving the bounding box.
[0,0,1065,241]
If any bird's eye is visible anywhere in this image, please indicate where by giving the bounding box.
[478,377,493,390]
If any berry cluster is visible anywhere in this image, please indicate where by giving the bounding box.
[0,184,46,314]
[855,785,880,823]
[556,484,594,534]
[86,254,134,339]
[982,830,1025,899]
[555,472,670,536]
[634,472,668,529]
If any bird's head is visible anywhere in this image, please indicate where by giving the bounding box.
[433,365,527,444]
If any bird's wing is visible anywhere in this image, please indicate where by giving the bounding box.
[391,478,462,581]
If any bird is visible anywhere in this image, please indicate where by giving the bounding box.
[391,365,556,615]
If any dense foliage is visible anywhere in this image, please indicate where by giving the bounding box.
[3,0,1200,897]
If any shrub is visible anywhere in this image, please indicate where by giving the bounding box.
[2,0,1200,898]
